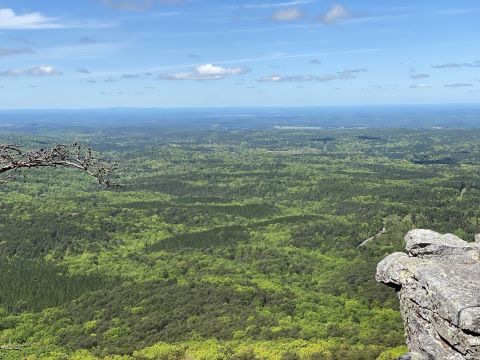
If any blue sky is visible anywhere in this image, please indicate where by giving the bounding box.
[0,0,479,108]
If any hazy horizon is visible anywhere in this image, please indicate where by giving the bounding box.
[1,103,480,111]
[2,103,480,131]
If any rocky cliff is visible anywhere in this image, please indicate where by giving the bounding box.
[376,229,480,360]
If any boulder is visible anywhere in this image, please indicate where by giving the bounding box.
[377,229,480,360]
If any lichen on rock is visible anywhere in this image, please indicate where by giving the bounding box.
[377,229,480,360]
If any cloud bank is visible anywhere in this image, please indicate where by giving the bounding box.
[0,65,61,77]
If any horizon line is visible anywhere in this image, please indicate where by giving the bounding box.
[0,103,479,111]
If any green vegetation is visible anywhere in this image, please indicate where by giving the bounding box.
[2,125,480,359]
[0,257,108,313]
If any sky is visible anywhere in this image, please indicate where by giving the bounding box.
[0,0,479,109]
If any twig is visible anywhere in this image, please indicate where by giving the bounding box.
[0,143,120,187]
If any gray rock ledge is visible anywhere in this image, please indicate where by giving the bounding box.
[376,229,480,360]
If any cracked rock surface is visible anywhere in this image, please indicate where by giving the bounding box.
[376,229,480,360]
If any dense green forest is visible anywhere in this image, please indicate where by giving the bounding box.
[2,123,480,359]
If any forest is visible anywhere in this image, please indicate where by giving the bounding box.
[2,120,480,359]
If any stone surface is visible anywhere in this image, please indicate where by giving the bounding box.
[398,352,429,360]
[475,234,480,244]
[377,229,480,360]
[404,229,477,256]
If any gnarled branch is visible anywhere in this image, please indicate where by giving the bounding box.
[0,143,119,187]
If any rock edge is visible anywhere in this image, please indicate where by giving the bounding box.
[376,229,480,360]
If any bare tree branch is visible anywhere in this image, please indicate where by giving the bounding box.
[0,143,119,187]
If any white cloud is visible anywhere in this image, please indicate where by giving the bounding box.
[162,64,249,80]
[91,50,379,78]
[25,65,61,76]
[321,4,352,25]
[271,8,303,21]
[444,83,474,88]
[410,73,430,79]
[0,7,115,30]
[260,74,284,82]
[259,69,366,82]
[0,8,60,29]
[410,84,431,89]
[432,61,480,69]
[0,65,61,77]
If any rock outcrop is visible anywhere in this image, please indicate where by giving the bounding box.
[376,229,480,360]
